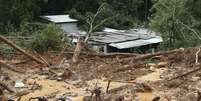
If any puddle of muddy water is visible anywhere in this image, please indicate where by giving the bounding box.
[134,68,168,101]
[19,75,86,101]
[136,92,155,101]
[135,68,165,82]
[19,76,128,101]
[13,68,166,101]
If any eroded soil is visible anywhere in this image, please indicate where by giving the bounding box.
[1,47,201,101]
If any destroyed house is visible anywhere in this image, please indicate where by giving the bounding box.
[89,28,163,53]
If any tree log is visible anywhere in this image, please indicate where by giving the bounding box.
[0,35,44,65]
[0,81,15,93]
[60,52,139,58]
[120,48,184,62]
[0,60,25,73]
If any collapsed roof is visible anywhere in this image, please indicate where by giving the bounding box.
[89,28,163,49]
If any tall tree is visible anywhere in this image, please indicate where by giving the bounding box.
[0,0,41,33]
[149,0,201,49]
[72,3,113,63]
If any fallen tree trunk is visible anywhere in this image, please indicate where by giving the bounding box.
[0,60,25,73]
[134,48,184,60]
[60,52,138,57]
[0,35,44,65]
[0,81,15,93]
[120,48,184,62]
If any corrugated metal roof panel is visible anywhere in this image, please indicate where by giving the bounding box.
[109,36,163,49]
[90,32,140,43]
[42,15,78,23]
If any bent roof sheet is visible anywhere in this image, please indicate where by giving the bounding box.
[90,29,156,43]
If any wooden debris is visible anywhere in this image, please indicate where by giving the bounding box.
[157,62,168,68]
[152,97,160,101]
[37,54,50,67]
[106,80,111,93]
[197,91,201,101]
[0,81,15,93]
[195,47,201,65]
[0,60,25,73]
[15,90,30,97]
[72,39,84,63]
[10,60,30,65]
[63,52,138,58]
[168,66,201,81]
[56,43,68,65]
[121,48,184,62]
[0,35,44,65]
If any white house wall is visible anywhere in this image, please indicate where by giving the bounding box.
[57,23,78,33]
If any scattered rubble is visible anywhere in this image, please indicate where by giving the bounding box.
[1,37,201,101]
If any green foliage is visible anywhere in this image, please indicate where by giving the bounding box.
[18,21,46,36]
[149,0,201,49]
[106,0,145,19]
[31,24,63,53]
[69,0,146,31]
[105,14,139,30]
[0,0,41,34]
[0,0,149,34]
[69,3,113,32]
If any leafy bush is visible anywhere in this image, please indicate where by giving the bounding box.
[31,24,63,53]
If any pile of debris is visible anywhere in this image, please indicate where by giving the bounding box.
[2,35,201,101]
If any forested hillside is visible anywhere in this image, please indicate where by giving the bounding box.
[0,0,201,49]
[2,1,201,101]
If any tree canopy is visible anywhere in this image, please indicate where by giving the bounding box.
[149,0,201,49]
[0,0,201,49]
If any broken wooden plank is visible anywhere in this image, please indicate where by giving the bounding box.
[0,35,44,65]
[37,54,50,67]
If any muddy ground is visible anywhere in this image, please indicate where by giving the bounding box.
[1,47,201,101]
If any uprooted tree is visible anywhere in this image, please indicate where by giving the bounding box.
[72,3,113,63]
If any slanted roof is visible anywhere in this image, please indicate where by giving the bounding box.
[90,28,156,43]
[109,36,163,49]
[41,15,78,23]
[90,28,163,49]
[90,31,140,43]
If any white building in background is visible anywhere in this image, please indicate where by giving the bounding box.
[41,15,79,34]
